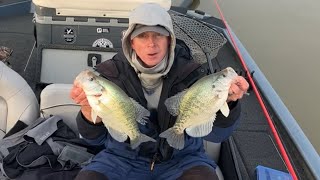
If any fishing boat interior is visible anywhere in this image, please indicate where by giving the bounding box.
[0,0,319,179]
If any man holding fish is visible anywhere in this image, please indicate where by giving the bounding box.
[70,3,248,180]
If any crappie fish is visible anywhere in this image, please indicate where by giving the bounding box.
[74,70,156,149]
[159,67,238,150]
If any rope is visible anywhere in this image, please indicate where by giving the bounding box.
[212,0,298,179]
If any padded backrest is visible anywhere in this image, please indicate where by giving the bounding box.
[40,84,80,134]
[0,62,39,139]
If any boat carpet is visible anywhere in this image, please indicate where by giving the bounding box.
[0,14,37,89]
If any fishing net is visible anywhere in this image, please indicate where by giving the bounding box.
[170,12,227,64]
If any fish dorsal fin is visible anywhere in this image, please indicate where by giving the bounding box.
[164,90,187,116]
[185,114,216,137]
[220,102,230,117]
[130,98,150,125]
[107,125,128,142]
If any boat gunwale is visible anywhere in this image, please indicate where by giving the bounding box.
[226,28,320,179]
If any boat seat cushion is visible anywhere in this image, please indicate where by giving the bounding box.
[40,84,80,135]
[203,140,221,163]
[0,62,39,139]
[204,141,223,179]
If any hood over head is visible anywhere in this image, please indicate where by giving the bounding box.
[122,3,176,89]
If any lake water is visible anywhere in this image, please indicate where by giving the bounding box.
[195,0,320,154]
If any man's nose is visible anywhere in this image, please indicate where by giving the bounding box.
[146,36,157,46]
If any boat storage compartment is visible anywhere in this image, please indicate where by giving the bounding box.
[32,0,171,84]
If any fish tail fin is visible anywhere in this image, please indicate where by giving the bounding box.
[131,134,156,149]
[159,128,185,150]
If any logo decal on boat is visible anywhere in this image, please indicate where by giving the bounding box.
[92,38,113,48]
[97,28,109,33]
[63,27,76,43]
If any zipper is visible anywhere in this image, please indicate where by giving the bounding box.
[150,153,158,171]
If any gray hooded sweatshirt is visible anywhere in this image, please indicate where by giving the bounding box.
[122,3,176,109]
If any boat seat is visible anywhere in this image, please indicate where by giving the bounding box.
[0,62,39,139]
[40,84,80,135]
[204,141,223,180]
[40,83,224,179]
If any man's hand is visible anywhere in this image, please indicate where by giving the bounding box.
[227,76,249,102]
[70,84,102,123]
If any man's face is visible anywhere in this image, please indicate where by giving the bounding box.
[131,31,170,68]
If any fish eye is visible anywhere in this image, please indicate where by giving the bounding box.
[89,77,94,81]
[222,74,226,77]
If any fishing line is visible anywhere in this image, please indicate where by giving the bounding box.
[23,41,36,72]
[40,104,80,111]
[40,104,81,118]
[212,0,298,179]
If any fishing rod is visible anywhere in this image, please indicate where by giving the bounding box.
[212,0,298,179]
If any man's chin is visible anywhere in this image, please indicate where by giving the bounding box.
[143,59,161,67]
[144,63,157,68]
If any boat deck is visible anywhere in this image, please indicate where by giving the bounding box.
[0,14,37,89]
